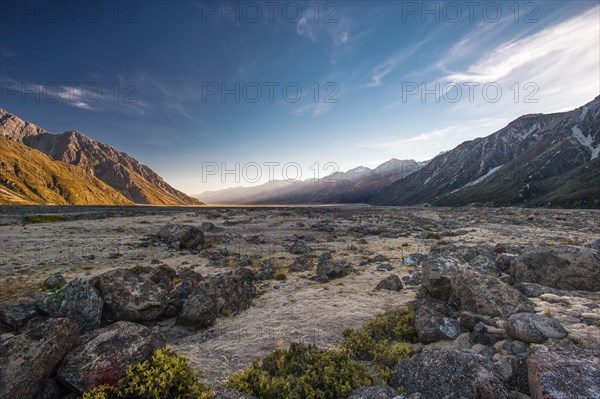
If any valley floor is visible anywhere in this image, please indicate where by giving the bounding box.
[1,205,599,385]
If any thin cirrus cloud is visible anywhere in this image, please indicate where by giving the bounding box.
[442,6,599,87]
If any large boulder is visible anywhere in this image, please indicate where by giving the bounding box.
[505,313,567,344]
[91,269,168,322]
[177,290,218,329]
[527,339,600,399]
[375,275,403,291]
[41,278,103,331]
[348,385,399,399]
[155,224,205,250]
[57,321,165,393]
[317,259,354,280]
[0,302,41,331]
[451,266,534,317]
[510,246,600,291]
[421,255,459,300]
[415,306,461,344]
[0,317,79,399]
[391,349,513,399]
[202,268,256,314]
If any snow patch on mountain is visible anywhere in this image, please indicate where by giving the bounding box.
[572,125,600,159]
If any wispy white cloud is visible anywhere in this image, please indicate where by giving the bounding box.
[443,6,599,85]
[356,118,508,161]
[293,101,334,117]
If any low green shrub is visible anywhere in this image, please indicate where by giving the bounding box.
[225,342,372,399]
[341,308,416,383]
[83,346,213,399]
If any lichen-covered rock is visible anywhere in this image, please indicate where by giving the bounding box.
[421,255,459,300]
[43,273,66,290]
[288,241,311,254]
[148,265,177,292]
[208,268,256,314]
[505,313,567,344]
[57,321,165,393]
[177,290,218,329]
[0,317,79,399]
[289,256,314,272]
[527,339,600,399]
[0,303,41,331]
[415,307,461,344]
[391,349,513,399]
[510,246,600,291]
[375,275,403,291]
[91,269,168,322]
[155,224,205,250]
[317,259,354,280]
[41,278,103,331]
[451,265,534,317]
[254,261,276,281]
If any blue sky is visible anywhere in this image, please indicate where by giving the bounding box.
[1,1,599,194]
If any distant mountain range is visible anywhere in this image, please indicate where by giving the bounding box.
[0,109,201,205]
[370,96,600,208]
[199,96,600,208]
[197,159,427,204]
[2,96,598,207]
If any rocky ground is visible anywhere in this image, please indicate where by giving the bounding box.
[0,205,599,398]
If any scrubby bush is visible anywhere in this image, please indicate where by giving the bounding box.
[274,271,287,281]
[83,346,213,399]
[225,342,372,399]
[341,308,416,383]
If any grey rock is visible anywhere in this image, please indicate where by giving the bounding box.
[288,241,311,254]
[254,261,276,280]
[156,224,205,250]
[0,318,79,399]
[41,278,103,331]
[403,269,422,286]
[91,269,168,322]
[376,275,403,291]
[421,255,459,300]
[348,385,399,399]
[391,349,513,399]
[511,246,600,291]
[451,265,534,317]
[527,339,600,399]
[201,268,256,315]
[57,321,165,393]
[289,257,314,272]
[415,307,461,344]
[43,273,66,290]
[148,265,177,292]
[317,259,354,280]
[505,313,567,344]
[0,303,41,330]
[177,290,218,329]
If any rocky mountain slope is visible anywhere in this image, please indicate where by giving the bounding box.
[0,137,133,205]
[0,109,202,205]
[370,96,600,208]
[198,159,426,204]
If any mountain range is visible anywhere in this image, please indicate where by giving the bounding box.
[199,96,600,208]
[370,96,600,208]
[1,96,598,207]
[197,159,426,204]
[0,109,201,205]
